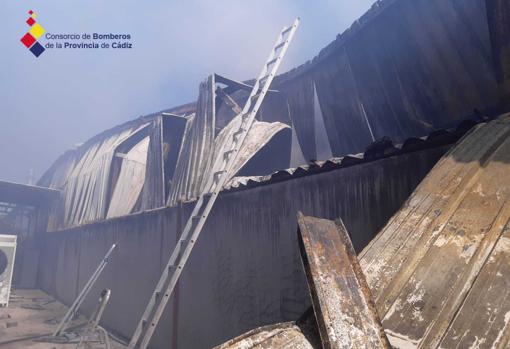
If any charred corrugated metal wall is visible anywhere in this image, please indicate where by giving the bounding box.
[37,146,447,348]
[272,0,498,161]
[485,0,510,110]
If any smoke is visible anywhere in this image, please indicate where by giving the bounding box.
[0,0,374,182]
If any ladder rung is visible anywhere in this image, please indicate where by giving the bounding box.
[282,26,293,35]
[233,128,246,138]
[267,57,279,66]
[179,237,195,244]
[128,19,299,349]
[213,170,227,181]
[223,149,235,160]
[274,41,287,50]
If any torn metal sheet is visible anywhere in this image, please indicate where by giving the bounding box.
[297,212,390,349]
[140,115,166,211]
[167,75,216,205]
[37,111,174,229]
[167,74,291,206]
[210,116,290,180]
[107,136,149,219]
[61,123,150,227]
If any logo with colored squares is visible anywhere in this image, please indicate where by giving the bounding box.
[20,11,46,57]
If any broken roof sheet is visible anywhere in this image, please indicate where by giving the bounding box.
[167,75,292,205]
[224,119,479,191]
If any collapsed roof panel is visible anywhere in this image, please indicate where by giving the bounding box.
[167,75,292,206]
[210,115,290,180]
[167,75,217,205]
[107,136,150,219]
[161,113,188,197]
[359,114,510,348]
[39,71,293,228]
[62,123,150,227]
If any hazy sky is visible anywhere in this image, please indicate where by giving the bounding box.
[0,0,374,183]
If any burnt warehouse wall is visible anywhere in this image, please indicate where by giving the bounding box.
[273,0,497,161]
[37,146,447,349]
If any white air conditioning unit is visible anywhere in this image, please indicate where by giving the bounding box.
[0,234,16,307]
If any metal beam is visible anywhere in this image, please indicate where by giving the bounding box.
[297,212,390,349]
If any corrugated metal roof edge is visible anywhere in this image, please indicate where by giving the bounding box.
[223,117,482,193]
[272,0,398,86]
[45,117,484,233]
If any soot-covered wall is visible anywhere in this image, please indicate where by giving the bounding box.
[37,146,447,349]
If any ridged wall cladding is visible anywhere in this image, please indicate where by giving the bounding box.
[37,145,447,349]
[273,0,498,159]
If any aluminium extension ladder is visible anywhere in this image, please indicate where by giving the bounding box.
[128,18,300,349]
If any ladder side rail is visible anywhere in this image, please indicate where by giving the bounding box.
[128,194,207,345]
[54,244,116,337]
[53,262,105,336]
[137,23,300,346]
[137,194,220,348]
[203,28,290,188]
[132,190,213,348]
[218,20,299,183]
[129,19,299,349]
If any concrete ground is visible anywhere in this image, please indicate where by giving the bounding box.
[0,289,126,349]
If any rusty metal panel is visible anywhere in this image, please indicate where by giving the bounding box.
[359,114,510,348]
[438,219,510,348]
[297,212,390,349]
[214,322,316,349]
